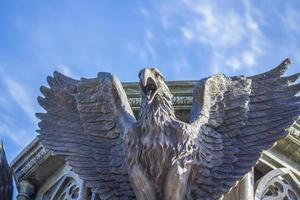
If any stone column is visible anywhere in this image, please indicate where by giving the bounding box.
[238,169,254,200]
[223,169,254,200]
[17,180,35,200]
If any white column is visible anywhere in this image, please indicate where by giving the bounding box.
[238,169,254,200]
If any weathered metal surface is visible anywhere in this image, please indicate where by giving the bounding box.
[3,60,299,200]
[35,59,300,200]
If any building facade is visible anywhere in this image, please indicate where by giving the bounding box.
[11,81,300,200]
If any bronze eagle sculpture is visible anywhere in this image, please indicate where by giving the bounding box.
[37,58,300,200]
[0,142,13,200]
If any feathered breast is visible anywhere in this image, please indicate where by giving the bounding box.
[127,95,180,184]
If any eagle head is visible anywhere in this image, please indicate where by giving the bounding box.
[137,67,175,126]
[138,68,168,105]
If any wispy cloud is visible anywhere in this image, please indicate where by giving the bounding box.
[0,66,40,151]
[127,29,157,65]
[176,0,266,73]
[284,5,300,32]
[139,0,272,76]
[0,67,37,124]
[0,124,31,147]
[180,2,245,48]
[0,110,34,149]
[57,64,80,78]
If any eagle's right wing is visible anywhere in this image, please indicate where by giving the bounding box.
[37,72,137,199]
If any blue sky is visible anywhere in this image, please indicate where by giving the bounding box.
[0,0,300,165]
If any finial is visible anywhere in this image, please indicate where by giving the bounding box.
[0,140,7,163]
[0,140,3,152]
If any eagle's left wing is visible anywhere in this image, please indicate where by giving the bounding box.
[189,58,300,200]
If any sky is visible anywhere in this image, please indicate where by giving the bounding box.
[0,0,300,173]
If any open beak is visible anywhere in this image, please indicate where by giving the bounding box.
[139,69,158,103]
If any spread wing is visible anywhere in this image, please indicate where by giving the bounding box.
[189,58,300,200]
[0,142,13,200]
[37,71,137,199]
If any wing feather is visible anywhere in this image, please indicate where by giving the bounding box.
[190,58,300,200]
[37,71,137,199]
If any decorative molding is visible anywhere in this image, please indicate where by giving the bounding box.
[14,147,49,181]
[260,148,300,178]
[36,165,87,200]
[11,136,52,183]
[172,96,193,107]
[255,168,300,200]
[128,96,193,109]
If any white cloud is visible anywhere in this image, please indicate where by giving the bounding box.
[127,30,157,64]
[0,114,33,147]
[284,6,300,32]
[226,58,242,71]
[59,65,72,76]
[127,42,145,63]
[4,78,37,123]
[181,27,194,41]
[242,51,255,67]
[56,64,80,78]
[211,52,223,74]
[0,124,31,147]
[155,0,268,75]
[179,1,245,48]
[0,67,37,124]
[173,56,191,74]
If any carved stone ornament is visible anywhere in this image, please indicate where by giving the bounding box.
[36,59,300,200]
[255,168,300,200]
[35,166,87,200]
